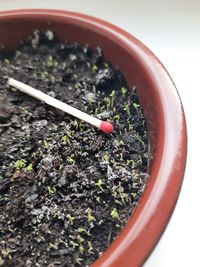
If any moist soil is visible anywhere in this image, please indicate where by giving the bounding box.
[0,30,148,267]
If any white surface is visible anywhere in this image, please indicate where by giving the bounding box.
[1,1,200,266]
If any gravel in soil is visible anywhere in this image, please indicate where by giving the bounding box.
[0,30,149,267]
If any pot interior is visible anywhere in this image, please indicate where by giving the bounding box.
[0,15,160,171]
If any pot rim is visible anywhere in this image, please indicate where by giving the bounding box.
[0,9,187,267]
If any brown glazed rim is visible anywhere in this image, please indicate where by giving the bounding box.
[0,9,187,267]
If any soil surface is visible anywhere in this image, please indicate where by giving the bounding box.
[0,30,148,267]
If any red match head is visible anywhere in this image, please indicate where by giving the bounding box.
[99,121,114,134]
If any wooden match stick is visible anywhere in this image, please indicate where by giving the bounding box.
[7,78,113,134]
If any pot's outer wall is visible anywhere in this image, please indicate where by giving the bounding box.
[0,9,187,267]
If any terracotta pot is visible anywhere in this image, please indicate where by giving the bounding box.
[0,9,187,267]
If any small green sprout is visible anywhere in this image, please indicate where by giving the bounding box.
[61,135,70,144]
[75,82,81,89]
[109,90,116,107]
[133,102,141,115]
[103,97,111,111]
[93,85,96,95]
[104,62,109,69]
[16,50,21,57]
[111,208,119,219]
[86,62,91,68]
[47,186,56,194]
[131,192,137,198]
[95,179,103,191]
[43,139,49,149]
[88,242,94,254]
[82,152,89,158]
[41,71,49,79]
[0,256,4,266]
[91,64,98,72]
[88,96,94,107]
[70,240,79,249]
[77,227,91,236]
[48,243,58,249]
[133,132,144,146]
[79,245,84,254]
[4,59,10,64]
[77,228,87,234]
[123,104,131,117]
[47,55,54,66]
[96,196,101,203]
[66,214,75,224]
[113,114,120,123]
[102,154,109,162]
[136,155,143,165]
[67,154,75,165]
[95,107,99,115]
[25,163,33,172]
[133,103,140,109]
[121,87,127,98]
[77,235,85,243]
[86,208,96,222]
[15,159,27,170]
[126,159,134,167]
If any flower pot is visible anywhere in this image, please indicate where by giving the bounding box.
[0,9,187,267]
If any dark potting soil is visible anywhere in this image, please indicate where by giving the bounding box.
[0,30,149,267]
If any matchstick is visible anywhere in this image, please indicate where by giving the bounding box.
[7,78,113,134]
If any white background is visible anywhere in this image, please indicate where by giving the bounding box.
[0,1,200,266]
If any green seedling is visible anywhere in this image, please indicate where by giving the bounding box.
[43,139,49,149]
[4,59,10,64]
[48,242,58,249]
[77,235,85,243]
[93,85,96,95]
[102,154,109,162]
[25,163,33,172]
[47,186,56,194]
[82,152,89,157]
[88,242,94,254]
[41,71,49,79]
[133,102,140,115]
[95,179,103,191]
[133,103,140,109]
[123,104,131,117]
[109,90,116,107]
[47,55,54,67]
[15,50,21,57]
[113,114,120,123]
[67,154,75,165]
[79,245,84,254]
[111,208,119,219]
[66,214,75,224]
[91,64,98,72]
[121,87,127,98]
[104,62,109,69]
[103,97,111,111]
[70,240,79,249]
[86,62,91,68]
[0,256,4,266]
[126,159,134,167]
[86,208,96,222]
[77,228,87,234]
[15,159,26,170]
[75,82,81,89]
[61,135,70,144]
